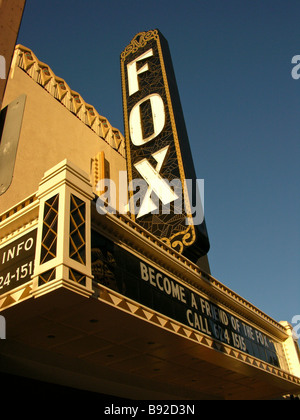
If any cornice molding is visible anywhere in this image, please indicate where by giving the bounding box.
[11,44,126,158]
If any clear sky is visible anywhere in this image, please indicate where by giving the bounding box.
[16,0,299,335]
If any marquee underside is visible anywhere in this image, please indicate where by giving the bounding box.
[1,284,299,400]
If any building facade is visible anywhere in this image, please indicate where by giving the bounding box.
[0,37,299,400]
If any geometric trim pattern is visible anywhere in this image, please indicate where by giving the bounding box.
[69,194,86,264]
[38,268,56,286]
[69,268,86,286]
[95,282,300,388]
[40,194,59,264]
[0,282,33,311]
[12,45,126,158]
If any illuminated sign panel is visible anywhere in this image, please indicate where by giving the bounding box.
[92,230,281,368]
[0,229,36,293]
[121,30,209,262]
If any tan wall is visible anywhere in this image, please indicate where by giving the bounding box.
[0,66,126,213]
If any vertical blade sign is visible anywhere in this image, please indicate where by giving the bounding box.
[120,29,209,262]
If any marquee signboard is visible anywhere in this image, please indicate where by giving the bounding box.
[120,30,209,262]
[92,230,282,369]
[0,229,37,294]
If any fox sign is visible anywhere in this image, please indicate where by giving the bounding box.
[120,29,209,262]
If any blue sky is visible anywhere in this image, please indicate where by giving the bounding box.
[17,0,299,332]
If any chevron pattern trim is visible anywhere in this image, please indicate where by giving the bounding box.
[95,282,300,388]
[12,45,126,158]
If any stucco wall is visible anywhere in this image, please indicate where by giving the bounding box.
[1,66,126,213]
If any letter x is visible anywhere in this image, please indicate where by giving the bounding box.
[134,146,178,218]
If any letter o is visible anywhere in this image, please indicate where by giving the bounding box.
[24,238,34,251]
[129,93,165,146]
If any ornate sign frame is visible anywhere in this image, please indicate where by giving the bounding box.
[121,30,209,262]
